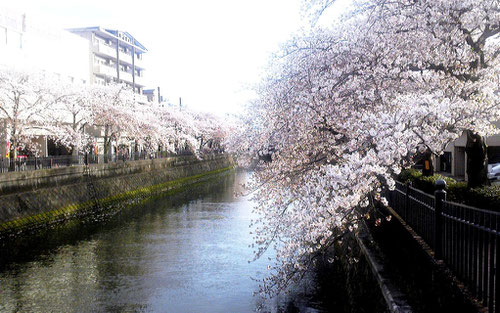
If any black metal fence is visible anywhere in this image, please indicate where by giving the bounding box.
[389,181,500,312]
[0,150,196,173]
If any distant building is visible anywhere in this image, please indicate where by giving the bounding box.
[0,7,89,82]
[0,12,162,159]
[435,124,500,181]
[0,7,90,157]
[67,27,148,95]
[143,87,166,104]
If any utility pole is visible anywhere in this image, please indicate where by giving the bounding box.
[115,36,120,82]
[132,46,136,92]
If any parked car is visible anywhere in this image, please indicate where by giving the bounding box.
[488,163,500,182]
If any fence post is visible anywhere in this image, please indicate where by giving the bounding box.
[434,179,447,259]
[405,182,411,220]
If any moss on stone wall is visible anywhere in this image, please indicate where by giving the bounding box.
[0,156,233,237]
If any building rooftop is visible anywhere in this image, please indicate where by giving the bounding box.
[67,26,148,52]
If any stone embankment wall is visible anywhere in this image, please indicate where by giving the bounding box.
[0,154,233,236]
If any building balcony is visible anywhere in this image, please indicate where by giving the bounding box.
[92,42,116,59]
[119,50,132,65]
[119,71,133,84]
[118,51,145,68]
[135,94,149,104]
[117,71,146,87]
[135,75,146,87]
[93,64,117,78]
[135,56,145,68]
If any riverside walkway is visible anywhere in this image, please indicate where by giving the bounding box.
[388,181,499,313]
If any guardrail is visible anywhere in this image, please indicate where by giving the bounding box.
[389,180,500,312]
[0,150,202,173]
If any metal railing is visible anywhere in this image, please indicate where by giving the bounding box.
[0,150,198,173]
[389,181,500,312]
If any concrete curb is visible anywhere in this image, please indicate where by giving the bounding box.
[356,220,413,313]
[383,205,487,313]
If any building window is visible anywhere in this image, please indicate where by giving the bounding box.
[0,27,6,45]
[6,31,22,49]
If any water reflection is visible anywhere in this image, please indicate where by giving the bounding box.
[0,171,333,313]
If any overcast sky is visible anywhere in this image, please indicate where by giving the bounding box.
[7,0,352,115]
[7,0,312,114]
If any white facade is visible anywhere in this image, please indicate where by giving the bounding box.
[0,7,90,158]
[0,7,89,83]
[0,10,153,158]
[436,122,500,180]
[68,27,148,98]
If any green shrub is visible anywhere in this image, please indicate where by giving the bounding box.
[407,172,456,195]
[398,168,422,182]
[466,186,500,211]
[397,169,500,211]
[445,182,468,203]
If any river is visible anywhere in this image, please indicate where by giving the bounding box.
[0,170,338,313]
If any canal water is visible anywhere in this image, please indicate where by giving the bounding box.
[0,171,340,313]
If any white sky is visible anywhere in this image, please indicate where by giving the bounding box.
[7,0,310,115]
[6,0,351,115]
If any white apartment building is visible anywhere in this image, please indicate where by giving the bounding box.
[67,27,148,96]
[435,122,500,180]
[1,10,154,159]
[0,8,89,82]
[0,7,90,158]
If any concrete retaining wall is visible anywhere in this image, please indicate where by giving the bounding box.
[0,154,233,236]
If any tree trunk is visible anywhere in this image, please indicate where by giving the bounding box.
[103,125,110,163]
[104,126,110,154]
[8,128,17,171]
[465,130,490,188]
[8,140,15,172]
[199,137,204,150]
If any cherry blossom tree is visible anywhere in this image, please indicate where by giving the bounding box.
[150,105,198,154]
[130,102,196,155]
[49,82,94,154]
[0,65,233,166]
[190,111,229,153]
[130,102,168,153]
[87,84,140,157]
[232,0,500,296]
[0,66,63,163]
